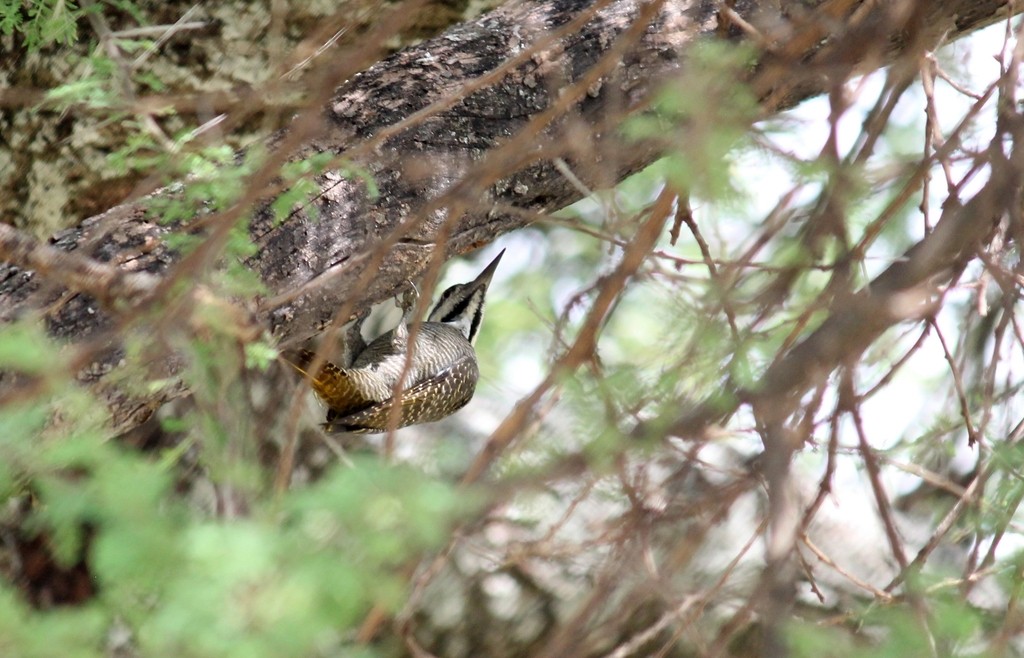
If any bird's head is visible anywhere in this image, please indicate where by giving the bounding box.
[427,249,505,343]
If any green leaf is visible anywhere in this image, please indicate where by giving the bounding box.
[0,323,60,374]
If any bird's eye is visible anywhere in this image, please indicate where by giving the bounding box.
[442,291,473,323]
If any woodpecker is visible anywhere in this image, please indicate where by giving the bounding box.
[285,250,504,433]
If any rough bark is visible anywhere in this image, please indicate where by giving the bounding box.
[0,0,499,236]
[0,0,1017,430]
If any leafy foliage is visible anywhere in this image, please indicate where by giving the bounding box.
[0,0,82,50]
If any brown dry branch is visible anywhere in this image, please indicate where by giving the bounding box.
[464,186,676,485]
[673,52,1023,653]
[666,132,1022,439]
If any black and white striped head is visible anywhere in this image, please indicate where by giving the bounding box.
[427,249,504,344]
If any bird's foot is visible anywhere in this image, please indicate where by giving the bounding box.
[399,281,419,313]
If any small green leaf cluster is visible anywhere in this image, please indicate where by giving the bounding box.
[0,0,83,50]
[788,584,990,658]
[623,41,760,201]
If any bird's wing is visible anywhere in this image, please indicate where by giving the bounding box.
[324,355,480,434]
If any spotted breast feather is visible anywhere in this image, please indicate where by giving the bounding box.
[324,355,480,433]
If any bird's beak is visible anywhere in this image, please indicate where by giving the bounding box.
[472,248,505,288]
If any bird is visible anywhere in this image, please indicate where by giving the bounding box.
[283,249,504,433]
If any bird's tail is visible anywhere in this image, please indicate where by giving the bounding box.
[280,349,374,415]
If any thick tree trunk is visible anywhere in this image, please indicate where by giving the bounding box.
[0,0,1017,430]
